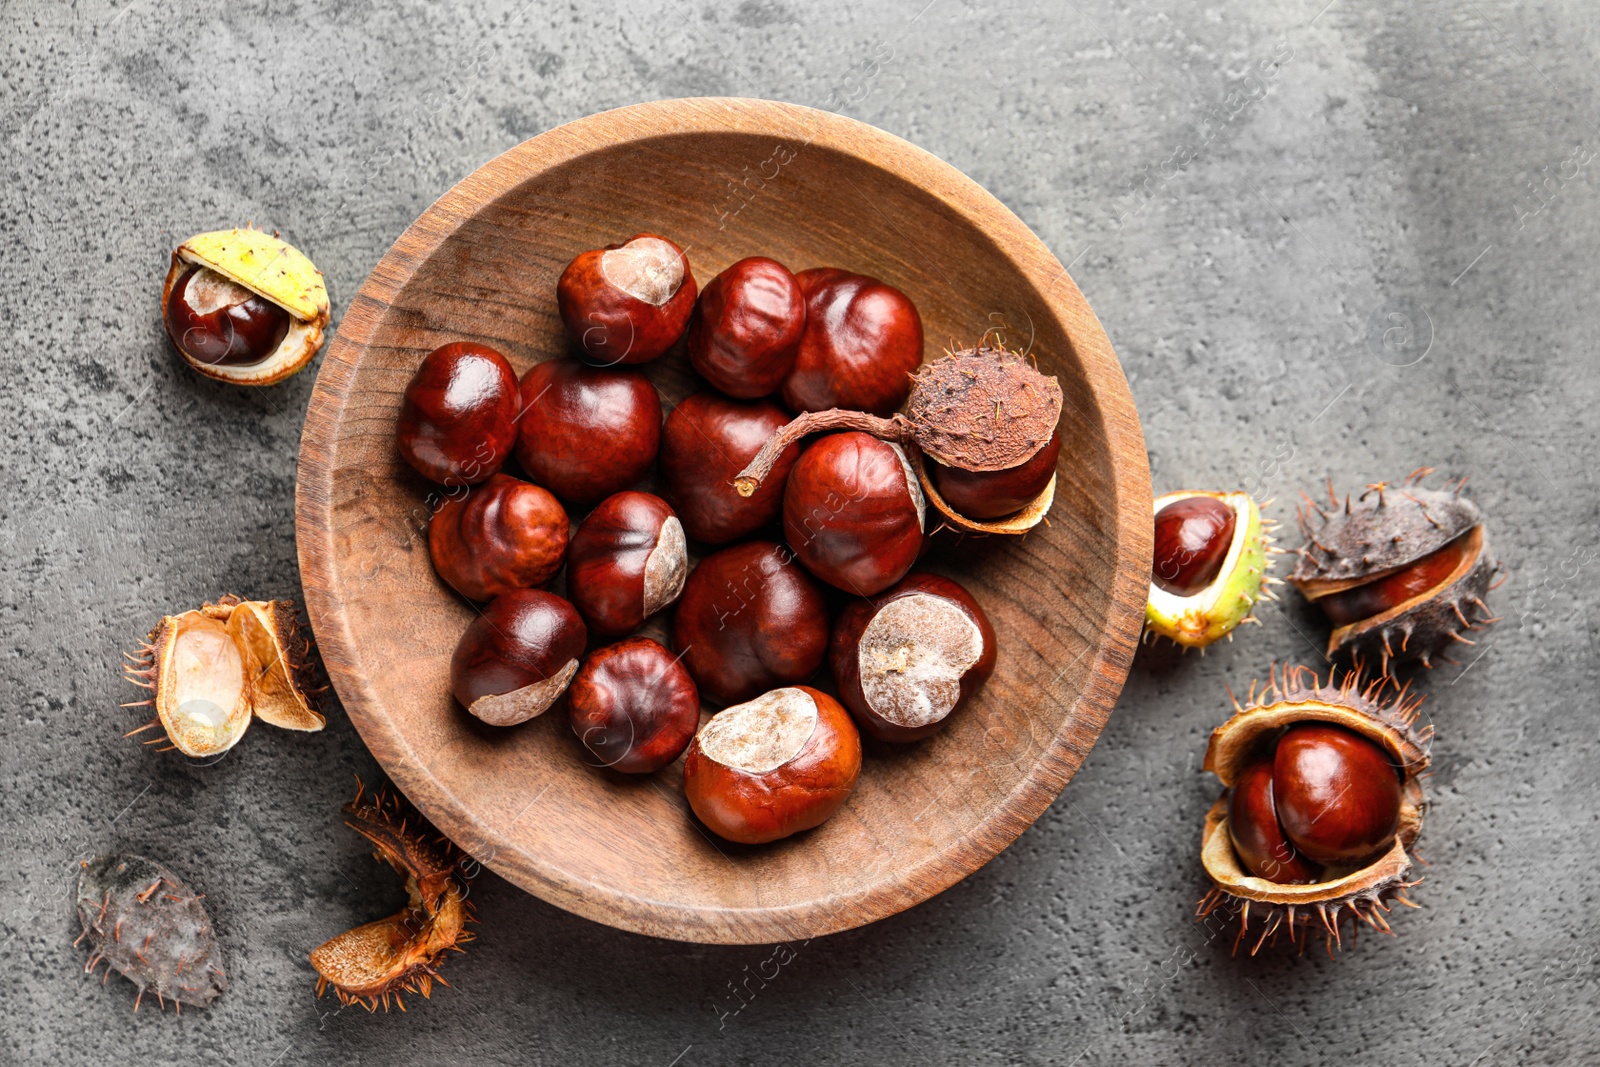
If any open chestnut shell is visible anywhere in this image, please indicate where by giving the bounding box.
[829,571,996,742]
[566,491,687,638]
[568,637,699,774]
[671,540,830,704]
[783,432,924,596]
[682,686,861,844]
[397,342,521,486]
[428,473,569,601]
[450,590,587,726]
[688,256,805,398]
[557,233,696,366]
[781,268,923,416]
[1144,490,1275,649]
[161,228,329,386]
[514,359,662,508]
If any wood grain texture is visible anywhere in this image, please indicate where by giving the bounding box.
[294,98,1151,944]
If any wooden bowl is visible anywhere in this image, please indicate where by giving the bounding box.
[296,98,1150,944]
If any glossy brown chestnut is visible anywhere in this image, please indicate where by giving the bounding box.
[163,266,291,366]
[829,572,996,742]
[514,359,662,507]
[1273,723,1402,866]
[687,257,805,398]
[1318,532,1476,627]
[449,589,587,726]
[671,540,830,704]
[929,429,1062,520]
[783,432,924,596]
[556,233,696,366]
[1226,756,1323,884]
[682,685,861,844]
[567,491,687,638]
[568,637,700,774]
[1152,494,1237,596]
[780,268,923,416]
[397,342,520,486]
[659,393,800,544]
[428,472,569,601]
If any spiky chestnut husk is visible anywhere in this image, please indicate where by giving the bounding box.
[732,343,1062,534]
[1196,664,1431,956]
[75,854,226,1012]
[122,595,325,758]
[1144,491,1279,649]
[1289,469,1500,673]
[310,780,476,1012]
[161,226,329,385]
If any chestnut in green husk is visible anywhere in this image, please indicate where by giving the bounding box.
[1144,491,1275,650]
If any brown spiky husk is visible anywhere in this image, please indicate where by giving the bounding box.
[1288,470,1500,672]
[310,780,476,1012]
[903,344,1063,471]
[1196,664,1431,957]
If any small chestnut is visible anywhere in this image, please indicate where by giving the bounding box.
[671,540,830,704]
[557,233,696,366]
[428,472,569,601]
[397,342,521,486]
[829,572,996,742]
[1153,494,1238,596]
[164,266,291,366]
[683,686,861,844]
[568,637,700,773]
[928,429,1062,520]
[781,267,923,416]
[514,359,662,507]
[783,431,924,596]
[659,392,800,544]
[450,589,587,726]
[1272,723,1402,867]
[567,491,688,638]
[1226,756,1323,884]
[687,257,806,398]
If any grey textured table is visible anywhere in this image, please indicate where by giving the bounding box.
[5,1,1597,1064]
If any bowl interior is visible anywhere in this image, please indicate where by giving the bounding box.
[298,99,1149,944]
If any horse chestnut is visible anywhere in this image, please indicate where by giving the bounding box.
[1225,757,1322,884]
[928,430,1062,521]
[397,342,520,486]
[164,266,290,366]
[1273,723,1402,866]
[1153,494,1238,596]
[783,432,924,596]
[781,268,923,416]
[671,541,829,704]
[659,393,800,544]
[428,473,569,601]
[556,233,696,366]
[683,686,861,844]
[567,492,687,638]
[829,572,996,742]
[568,637,699,773]
[514,359,662,507]
[687,257,805,398]
[449,590,587,726]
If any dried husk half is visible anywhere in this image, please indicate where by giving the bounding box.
[123,596,324,757]
[163,226,329,386]
[1196,664,1431,956]
[310,781,475,1012]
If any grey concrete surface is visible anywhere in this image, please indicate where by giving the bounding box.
[3,0,1598,1063]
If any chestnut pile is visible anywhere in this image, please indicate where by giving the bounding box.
[395,233,1040,845]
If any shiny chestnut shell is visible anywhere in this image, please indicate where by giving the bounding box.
[1273,723,1403,866]
[683,686,861,844]
[1153,494,1238,596]
[829,572,997,742]
[929,430,1062,520]
[163,266,291,366]
[449,589,587,726]
[1225,757,1323,884]
[659,393,800,545]
[783,432,924,596]
[428,473,569,601]
[566,491,687,638]
[556,233,696,366]
[397,342,521,486]
[781,268,923,416]
[671,541,830,704]
[568,637,700,773]
[514,359,662,507]
[687,257,805,398]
